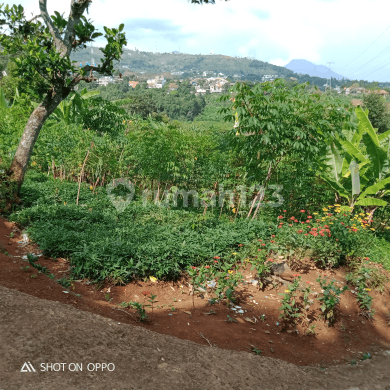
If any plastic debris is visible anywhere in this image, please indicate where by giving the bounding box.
[206,280,216,288]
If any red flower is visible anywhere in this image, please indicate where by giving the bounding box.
[278,226,283,228]
[270,240,275,243]
[304,233,308,236]
[294,220,298,223]
[343,214,347,217]
[320,232,325,236]
[214,260,218,263]
[306,220,310,223]
[213,256,220,259]
[278,215,284,219]
[261,243,266,246]
[288,224,293,227]
[290,217,295,220]
[279,222,284,225]
[312,228,318,230]
[306,281,311,284]
[301,221,305,224]
[324,225,329,228]
[312,233,318,237]
[293,273,300,277]
[238,244,243,247]
[327,213,333,217]
[258,239,262,242]
[271,235,275,238]
[267,258,274,262]
[297,230,303,234]
[300,210,305,213]
[283,210,287,213]
[335,239,338,241]
[308,216,312,219]
[142,291,150,296]
[365,257,369,260]
[258,248,262,251]
[191,266,197,270]
[205,265,210,269]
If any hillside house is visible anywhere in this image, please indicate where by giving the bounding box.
[97,76,115,86]
[147,76,166,89]
[344,87,367,95]
[261,74,278,82]
[210,83,224,93]
[168,83,179,92]
[351,99,364,107]
[195,87,207,96]
[128,81,139,88]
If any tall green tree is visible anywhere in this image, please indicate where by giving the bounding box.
[362,92,390,134]
[218,79,355,218]
[0,0,226,192]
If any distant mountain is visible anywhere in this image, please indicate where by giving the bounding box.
[284,59,347,81]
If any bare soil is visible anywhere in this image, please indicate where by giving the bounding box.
[1,216,390,390]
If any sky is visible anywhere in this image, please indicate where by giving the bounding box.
[7,0,390,82]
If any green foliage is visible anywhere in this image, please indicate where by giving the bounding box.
[218,80,353,187]
[316,276,348,325]
[362,93,390,134]
[0,104,32,165]
[278,276,302,323]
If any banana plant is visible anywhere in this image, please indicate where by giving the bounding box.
[48,88,100,126]
[316,106,390,218]
[0,86,39,110]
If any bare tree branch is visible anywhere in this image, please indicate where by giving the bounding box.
[39,0,67,56]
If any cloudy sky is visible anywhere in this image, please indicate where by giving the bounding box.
[10,0,390,82]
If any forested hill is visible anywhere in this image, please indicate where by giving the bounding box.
[70,46,335,89]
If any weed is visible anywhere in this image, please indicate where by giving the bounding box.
[347,266,375,318]
[147,294,157,313]
[121,301,149,322]
[21,266,30,271]
[350,359,357,365]
[105,293,113,302]
[278,276,302,324]
[361,352,371,360]
[250,346,262,355]
[57,277,71,289]
[225,315,237,323]
[316,276,348,325]
[305,325,316,335]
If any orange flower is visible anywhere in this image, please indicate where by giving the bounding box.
[213,256,220,259]
[300,210,305,213]
[238,244,243,247]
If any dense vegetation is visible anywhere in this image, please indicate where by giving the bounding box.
[1,79,390,290]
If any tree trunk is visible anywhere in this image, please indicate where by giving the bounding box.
[7,90,66,192]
